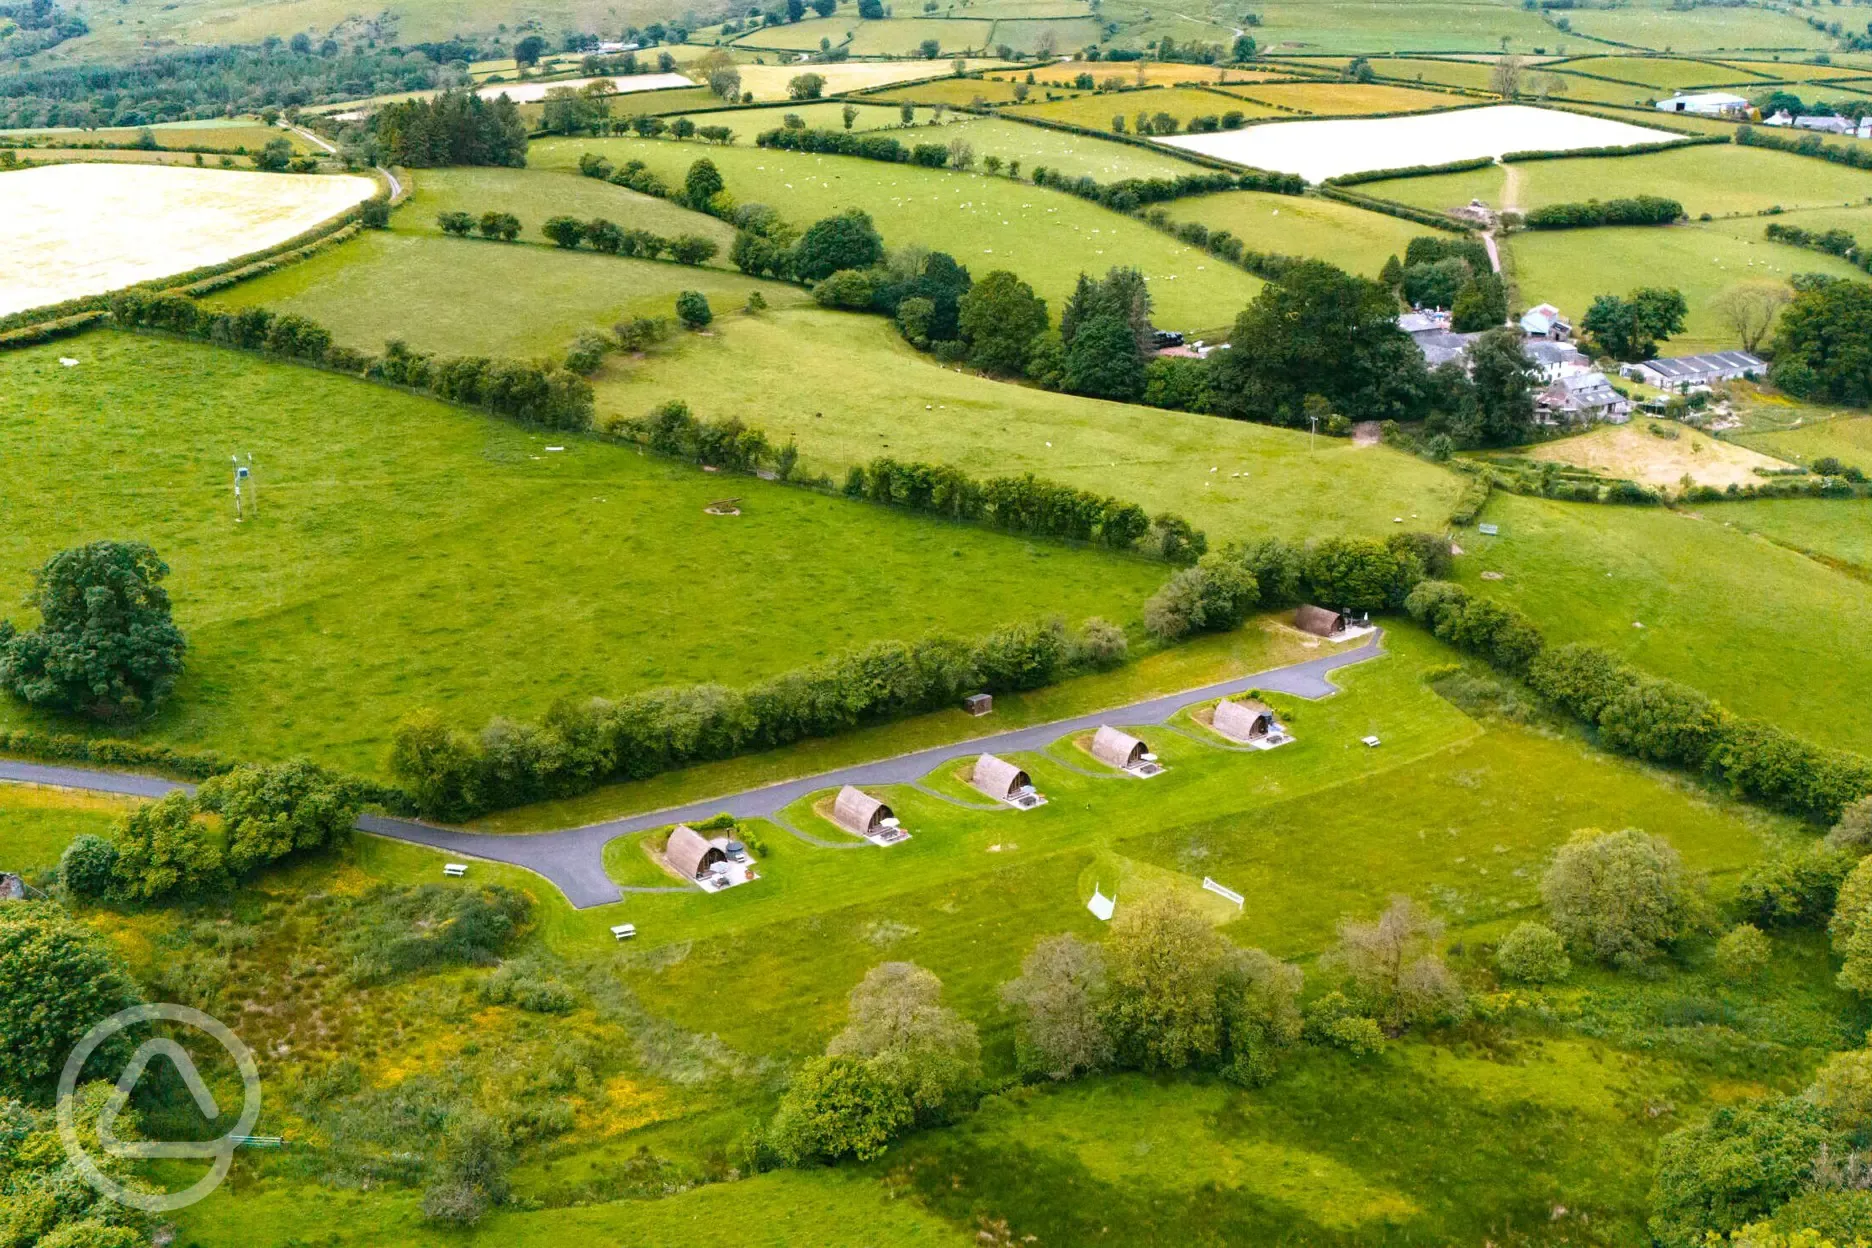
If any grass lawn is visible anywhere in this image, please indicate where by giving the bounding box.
[0,331,1165,775]
[206,231,791,360]
[592,304,1465,543]
[1011,85,1283,130]
[1503,223,1868,356]
[1453,491,1872,752]
[1160,188,1435,276]
[1366,144,1872,218]
[528,134,1265,330]
[1520,420,1796,489]
[0,784,137,875]
[1220,80,1468,114]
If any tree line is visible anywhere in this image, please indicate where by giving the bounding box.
[373,90,528,168]
[389,617,1129,819]
[109,291,595,431]
[1521,194,1685,230]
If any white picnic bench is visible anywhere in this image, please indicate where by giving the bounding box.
[443,862,468,877]
[610,923,637,941]
[1361,736,1382,748]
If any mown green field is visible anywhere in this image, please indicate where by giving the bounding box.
[1734,409,1872,467]
[529,135,1265,330]
[0,332,1164,774]
[1010,85,1282,130]
[1455,492,1872,752]
[1246,0,1556,54]
[1220,80,1466,114]
[935,114,1211,179]
[1365,143,1872,218]
[208,232,787,360]
[0,121,313,152]
[592,304,1465,543]
[1161,188,1433,276]
[670,100,952,134]
[1700,496,1872,576]
[1556,54,1775,91]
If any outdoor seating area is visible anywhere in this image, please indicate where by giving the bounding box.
[831,784,911,845]
[970,753,1046,809]
[664,823,761,892]
[1089,725,1165,777]
[1210,697,1293,749]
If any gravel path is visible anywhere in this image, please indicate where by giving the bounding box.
[0,633,1383,909]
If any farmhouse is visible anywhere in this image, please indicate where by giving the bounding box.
[1400,310,1480,367]
[1090,725,1164,776]
[1628,351,1765,388]
[1538,371,1632,423]
[1211,697,1280,744]
[1524,339,1592,381]
[971,753,1043,807]
[1655,91,1750,118]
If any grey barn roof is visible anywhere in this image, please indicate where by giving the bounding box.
[1637,351,1765,381]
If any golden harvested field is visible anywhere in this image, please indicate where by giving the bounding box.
[1218,81,1470,115]
[0,163,376,318]
[475,72,695,102]
[1525,422,1798,489]
[0,121,312,152]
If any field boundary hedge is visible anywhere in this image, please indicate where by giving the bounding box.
[983,108,1305,184]
[1499,135,1728,162]
[1325,155,1495,186]
[1736,121,1872,171]
[1316,183,1474,232]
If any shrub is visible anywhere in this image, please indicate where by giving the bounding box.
[1000,934,1111,1081]
[1103,893,1227,1070]
[1830,795,1872,854]
[541,215,586,248]
[1648,1096,1835,1248]
[1494,921,1570,984]
[0,903,144,1094]
[768,1054,914,1163]
[1073,617,1128,669]
[1715,922,1772,984]
[668,234,720,266]
[1541,827,1692,966]
[197,759,360,876]
[676,290,713,329]
[437,210,475,235]
[1737,845,1854,929]
[812,268,877,309]
[109,791,224,902]
[563,330,610,375]
[1302,991,1384,1056]
[1143,556,1258,641]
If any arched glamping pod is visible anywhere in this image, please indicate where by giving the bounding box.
[1090,725,1163,777]
[970,753,1045,809]
[1211,698,1293,750]
[831,785,909,845]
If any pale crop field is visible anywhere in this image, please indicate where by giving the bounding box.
[0,163,376,318]
[1524,422,1796,489]
[733,59,1012,99]
[476,72,695,102]
[1158,104,1683,181]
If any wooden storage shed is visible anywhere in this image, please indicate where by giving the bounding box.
[971,753,1031,801]
[1212,698,1275,743]
[832,785,894,835]
[1294,604,1349,637]
[1090,725,1148,770]
[665,823,727,880]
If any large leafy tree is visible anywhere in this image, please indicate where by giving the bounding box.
[957,269,1047,375]
[1648,1097,1836,1247]
[1063,312,1147,401]
[0,540,186,721]
[1467,325,1538,445]
[0,904,143,1095]
[1769,276,1872,404]
[1540,827,1692,965]
[1580,286,1687,361]
[198,760,360,876]
[1102,892,1227,1070]
[791,209,885,281]
[1210,259,1429,425]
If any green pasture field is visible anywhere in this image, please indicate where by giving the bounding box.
[0,784,136,876]
[207,231,788,359]
[928,115,1213,179]
[528,134,1265,330]
[1247,0,1557,55]
[592,304,1464,543]
[1715,57,1872,83]
[982,16,1106,52]
[1539,72,1690,105]
[1455,492,1872,752]
[0,122,312,152]
[1700,202,1872,252]
[1734,409,1872,467]
[1160,188,1432,276]
[1554,54,1777,91]
[1699,497,1872,577]
[1011,85,1282,130]
[1220,80,1468,115]
[1555,100,1746,135]
[0,332,1164,774]
[863,76,1047,106]
[1356,55,1498,91]
[1365,144,1872,219]
[1504,223,1867,356]
[398,166,738,250]
[671,101,957,134]
[990,61,1305,87]
[1557,3,1831,51]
